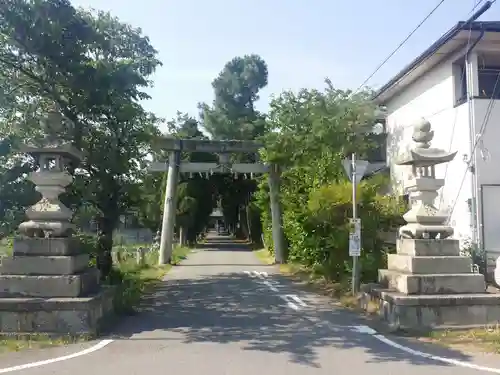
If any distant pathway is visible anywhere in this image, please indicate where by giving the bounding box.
[2,233,500,374]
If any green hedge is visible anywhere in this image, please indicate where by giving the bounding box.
[259,177,406,283]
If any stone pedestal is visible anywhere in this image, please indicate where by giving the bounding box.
[368,228,500,330]
[362,118,500,330]
[380,239,485,295]
[0,237,115,336]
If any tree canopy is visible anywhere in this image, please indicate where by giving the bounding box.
[199,54,268,141]
[0,0,162,278]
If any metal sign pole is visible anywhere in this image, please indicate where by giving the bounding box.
[351,153,360,295]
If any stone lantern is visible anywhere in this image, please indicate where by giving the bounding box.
[18,111,82,238]
[0,110,114,336]
[395,118,457,240]
[367,118,500,331]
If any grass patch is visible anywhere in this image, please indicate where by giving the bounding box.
[109,244,190,315]
[254,248,275,265]
[0,237,12,258]
[0,334,91,354]
[418,326,500,353]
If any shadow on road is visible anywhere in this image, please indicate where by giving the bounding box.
[107,270,474,369]
[195,242,253,252]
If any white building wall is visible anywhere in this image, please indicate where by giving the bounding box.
[384,59,473,243]
[473,99,500,263]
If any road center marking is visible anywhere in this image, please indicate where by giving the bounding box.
[245,271,308,310]
[285,294,307,307]
[286,301,299,310]
[0,339,114,374]
[264,281,279,292]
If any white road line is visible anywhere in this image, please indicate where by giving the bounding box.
[262,280,279,291]
[350,325,377,334]
[267,285,279,292]
[247,271,306,311]
[279,295,302,311]
[247,268,500,373]
[352,325,500,373]
[0,339,114,374]
[286,294,307,307]
[375,334,500,373]
[286,301,299,310]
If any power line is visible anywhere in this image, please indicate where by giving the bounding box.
[445,0,498,221]
[438,0,483,210]
[382,0,493,134]
[353,0,447,93]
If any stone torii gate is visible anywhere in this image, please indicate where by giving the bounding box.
[149,138,286,265]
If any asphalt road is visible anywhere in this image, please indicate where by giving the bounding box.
[2,233,500,374]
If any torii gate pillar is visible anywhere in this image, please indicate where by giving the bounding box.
[268,164,286,263]
[159,151,180,264]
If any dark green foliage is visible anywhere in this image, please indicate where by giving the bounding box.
[256,83,404,283]
[0,137,38,237]
[0,0,162,279]
[199,54,268,141]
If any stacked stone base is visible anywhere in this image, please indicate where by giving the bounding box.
[362,238,500,330]
[0,289,115,336]
[0,237,115,336]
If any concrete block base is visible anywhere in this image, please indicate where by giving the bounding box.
[360,285,500,330]
[0,286,115,336]
[0,268,100,298]
[379,269,486,294]
[13,237,82,256]
[396,238,460,256]
[0,254,89,275]
[387,254,472,274]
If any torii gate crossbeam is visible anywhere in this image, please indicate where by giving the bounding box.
[148,138,287,265]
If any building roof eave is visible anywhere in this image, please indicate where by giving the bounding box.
[373,21,500,104]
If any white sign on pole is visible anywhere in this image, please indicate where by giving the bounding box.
[342,159,370,184]
[349,218,362,256]
[349,234,361,256]
[349,218,361,235]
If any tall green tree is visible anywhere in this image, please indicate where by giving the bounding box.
[198,55,268,237]
[199,54,268,140]
[0,0,162,278]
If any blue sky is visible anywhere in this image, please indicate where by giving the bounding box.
[71,0,500,130]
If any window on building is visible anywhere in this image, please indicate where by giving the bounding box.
[453,59,467,105]
[477,53,500,100]
[478,67,500,99]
